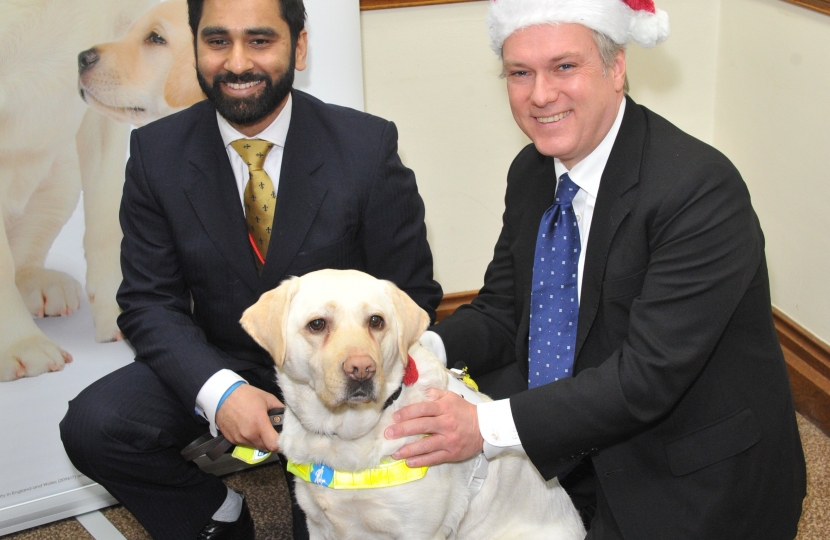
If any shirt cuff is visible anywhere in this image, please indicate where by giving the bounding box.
[477,399,525,460]
[418,330,447,367]
[195,370,247,437]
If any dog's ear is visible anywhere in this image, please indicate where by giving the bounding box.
[387,283,430,363]
[164,47,205,109]
[240,278,299,367]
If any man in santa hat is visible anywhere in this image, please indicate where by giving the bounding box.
[388,0,807,536]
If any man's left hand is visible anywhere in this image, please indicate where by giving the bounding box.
[385,388,484,467]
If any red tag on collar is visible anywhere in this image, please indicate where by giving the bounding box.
[403,355,419,386]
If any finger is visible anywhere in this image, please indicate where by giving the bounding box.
[385,417,441,440]
[392,401,442,423]
[405,452,453,468]
[264,393,284,410]
[252,422,280,453]
[391,435,442,460]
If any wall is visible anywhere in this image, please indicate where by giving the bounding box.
[361,0,830,347]
[360,0,723,289]
[713,0,830,343]
[361,1,527,294]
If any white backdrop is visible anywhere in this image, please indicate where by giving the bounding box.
[0,0,363,533]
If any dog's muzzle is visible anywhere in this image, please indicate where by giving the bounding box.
[342,353,377,403]
[345,378,376,403]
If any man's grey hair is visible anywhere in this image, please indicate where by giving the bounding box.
[591,29,629,94]
[591,30,624,70]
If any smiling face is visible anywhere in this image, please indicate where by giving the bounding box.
[195,0,307,136]
[502,23,626,169]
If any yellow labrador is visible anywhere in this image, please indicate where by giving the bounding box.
[78,0,205,127]
[241,269,585,540]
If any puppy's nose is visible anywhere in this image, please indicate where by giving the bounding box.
[343,355,376,381]
[78,48,100,74]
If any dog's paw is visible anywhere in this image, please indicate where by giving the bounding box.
[16,268,82,317]
[89,294,123,342]
[0,335,72,382]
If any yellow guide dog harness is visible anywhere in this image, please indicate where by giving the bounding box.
[287,358,487,491]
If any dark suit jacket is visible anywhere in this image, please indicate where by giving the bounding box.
[433,97,806,538]
[117,90,442,411]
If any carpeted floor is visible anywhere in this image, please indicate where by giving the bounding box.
[6,413,829,539]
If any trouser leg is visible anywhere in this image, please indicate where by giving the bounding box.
[60,361,227,539]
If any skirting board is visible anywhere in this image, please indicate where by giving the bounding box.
[774,308,830,436]
[435,294,830,436]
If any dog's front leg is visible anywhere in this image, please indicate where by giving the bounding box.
[0,209,73,381]
[8,142,83,319]
[77,110,129,342]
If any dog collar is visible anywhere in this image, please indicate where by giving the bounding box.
[382,355,419,410]
[287,356,427,489]
[287,458,428,490]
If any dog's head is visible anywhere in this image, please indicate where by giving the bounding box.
[77,0,204,125]
[241,269,430,411]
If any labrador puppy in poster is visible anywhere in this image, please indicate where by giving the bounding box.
[0,0,156,381]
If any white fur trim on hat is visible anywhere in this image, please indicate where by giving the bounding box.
[487,0,670,54]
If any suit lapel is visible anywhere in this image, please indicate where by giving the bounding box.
[574,97,647,362]
[183,103,260,292]
[258,91,326,294]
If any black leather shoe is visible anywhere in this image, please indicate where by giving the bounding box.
[198,494,255,540]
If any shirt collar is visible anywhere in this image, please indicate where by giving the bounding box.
[217,93,293,149]
[554,97,627,199]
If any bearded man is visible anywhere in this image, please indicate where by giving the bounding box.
[59,0,442,538]
[388,1,806,538]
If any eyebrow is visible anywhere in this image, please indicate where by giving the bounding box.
[503,51,581,67]
[200,26,278,38]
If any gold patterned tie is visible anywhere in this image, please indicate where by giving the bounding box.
[230,139,276,270]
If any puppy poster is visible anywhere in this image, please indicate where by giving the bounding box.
[0,0,363,533]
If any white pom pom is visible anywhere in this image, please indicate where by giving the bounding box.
[629,8,670,48]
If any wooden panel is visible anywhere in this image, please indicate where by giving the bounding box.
[782,0,830,16]
[774,308,830,436]
[435,290,477,322]
[360,0,482,11]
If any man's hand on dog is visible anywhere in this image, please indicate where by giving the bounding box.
[216,384,283,452]
[386,388,484,467]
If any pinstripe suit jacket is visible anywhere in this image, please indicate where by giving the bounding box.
[116,90,442,410]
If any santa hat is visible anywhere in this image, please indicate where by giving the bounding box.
[487,0,670,54]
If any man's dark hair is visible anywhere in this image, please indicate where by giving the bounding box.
[187,0,306,48]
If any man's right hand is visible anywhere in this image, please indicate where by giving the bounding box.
[215,384,283,452]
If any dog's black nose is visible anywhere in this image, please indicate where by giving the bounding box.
[78,48,99,73]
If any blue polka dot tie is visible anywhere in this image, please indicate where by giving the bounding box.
[528,173,581,389]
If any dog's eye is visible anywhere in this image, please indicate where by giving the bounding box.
[146,32,167,45]
[307,319,326,332]
[368,315,384,329]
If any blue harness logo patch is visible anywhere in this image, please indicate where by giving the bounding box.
[311,464,334,487]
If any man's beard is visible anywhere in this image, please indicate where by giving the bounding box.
[197,55,295,126]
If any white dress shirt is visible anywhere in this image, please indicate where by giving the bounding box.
[193,95,293,436]
[423,98,627,458]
